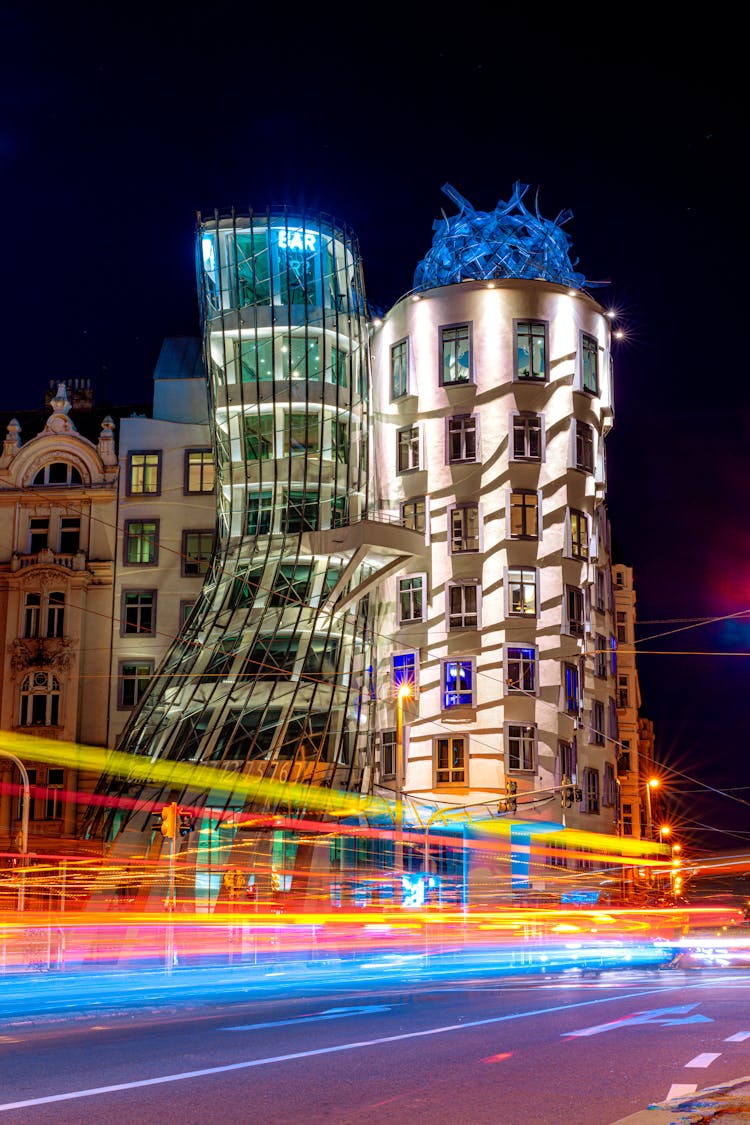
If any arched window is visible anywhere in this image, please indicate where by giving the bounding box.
[19,672,61,727]
[23,592,41,638]
[31,462,83,486]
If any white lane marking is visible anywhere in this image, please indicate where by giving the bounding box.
[725,1031,750,1042]
[566,1003,711,1038]
[666,1084,697,1099]
[223,1005,392,1031]
[685,1053,721,1068]
[0,985,691,1112]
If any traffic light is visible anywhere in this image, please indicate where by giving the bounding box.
[499,778,518,815]
[160,802,177,838]
[178,812,194,838]
[560,776,581,809]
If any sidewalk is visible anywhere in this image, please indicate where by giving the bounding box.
[612,1076,750,1123]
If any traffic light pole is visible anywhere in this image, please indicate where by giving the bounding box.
[160,801,178,975]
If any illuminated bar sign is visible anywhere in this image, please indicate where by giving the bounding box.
[277,229,317,252]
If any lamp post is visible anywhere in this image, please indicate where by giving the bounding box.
[658,824,671,845]
[0,751,30,910]
[394,681,412,883]
[644,777,659,841]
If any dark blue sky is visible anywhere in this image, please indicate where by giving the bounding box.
[3,4,747,850]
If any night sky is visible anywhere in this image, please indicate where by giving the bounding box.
[3,5,747,853]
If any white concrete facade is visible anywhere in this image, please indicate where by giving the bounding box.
[371,278,619,832]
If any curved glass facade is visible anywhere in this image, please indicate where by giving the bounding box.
[88,212,375,873]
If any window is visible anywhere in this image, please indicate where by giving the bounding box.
[617,674,629,709]
[565,586,585,637]
[391,338,408,399]
[448,583,479,629]
[515,320,547,381]
[595,569,606,613]
[594,634,607,678]
[507,567,537,617]
[282,491,318,533]
[119,661,154,709]
[450,504,479,552]
[330,346,348,387]
[608,697,619,742]
[447,415,477,463]
[397,425,420,472]
[182,530,214,577]
[610,635,617,676]
[29,518,49,553]
[23,593,40,638]
[506,723,535,771]
[401,497,426,534]
[512,414,542,461]
[440,323,471,385]
[435,735,467,786]
[618,743,632,775]
[582,766,600,813]
[31,462,83,486]
[564,663,580,713]
[185,449,215,494]
[270,565,312,608]
[616,611,627,642]
[442,659,474,708]
[122,590,156,636]
[247,491,274,535]
[59,517,80,554]
[591,699,605,745]
[506,646,536,694]
[381,729,396,778]
[575,420,594,472]
[45,768,64,819]
[124,520,159,565]
[46,592,65,637]
[284,412,319,455]
[398,576,424,624]
[245,415,274,460]
[332,420,348,464]
[622,802,633,836]
[569,509,589,559]
[581,332,599,394]
[509,491,538,539]
[128,451,161,496]
[559,739,578,784]
[392,651,417,695]
[614,569,625,588]
[179,600,195,628]
[19,671,60,727]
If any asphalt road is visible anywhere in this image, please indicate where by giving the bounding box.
[1,969,749,1123]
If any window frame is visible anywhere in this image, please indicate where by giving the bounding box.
[446,581,480,630]
[565,585,585,638]
[441,657,476,710]
[439,322,473,386]
[575,419,595,473]
[449,502,480,553]
[401,496,426,535]
[118,659,155,710]
[511,412,544,462]
[181,529,215,578]
[590,699,606,746]
[390,337,409,400]
[392,650,418,696]
[381,728,397,779]
[398,574,426,625]
[397,424,421,473]
[127,450,162,497]
[446,414,478,464]
[505,644,538,696]
[568,508,589,560]
[513,319,548,383]
[123,519,159,566]
[434,734,468,788]
[505,722,536,773]
[580,331,600,395]
[582,766,600,813]
[120,589,157,637]
[506,566,538,618]
[184,448,215,494]
[508,489,540,540]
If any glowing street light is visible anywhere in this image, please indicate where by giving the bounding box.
[658,824,671,844]
[644,777,660,841]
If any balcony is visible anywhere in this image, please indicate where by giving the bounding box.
[11,549,86,572]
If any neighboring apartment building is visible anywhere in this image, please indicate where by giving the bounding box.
[0,342,214,865]
[0,382,118,856]
[109,338,214,746]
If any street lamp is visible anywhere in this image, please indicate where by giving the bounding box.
[644,777,659,841]
[0,750,30,910]
[394,681,412,880]
[658,824,671,844]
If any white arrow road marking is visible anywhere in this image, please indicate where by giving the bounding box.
[725,1031,750,1042]
[222,1005,392,1031]
[666,1084,697,1099]
[685,1053,721,1068]
[566,1003,712,1038]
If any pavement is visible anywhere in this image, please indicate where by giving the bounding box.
[612,1076,750,1122]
